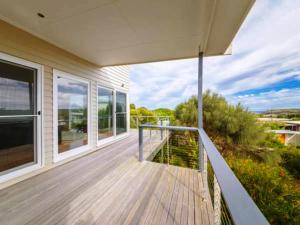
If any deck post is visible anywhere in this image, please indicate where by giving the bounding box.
[138,126,144,161]
[160,119,163,140]
[198,51,204,172]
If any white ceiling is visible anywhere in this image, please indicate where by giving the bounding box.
[0,0,255,66]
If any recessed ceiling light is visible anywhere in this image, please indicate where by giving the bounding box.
[37,13,45,18]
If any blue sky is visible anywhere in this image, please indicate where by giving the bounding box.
[129,0,300,112]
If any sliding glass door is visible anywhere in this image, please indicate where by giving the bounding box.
[0,57,41,176]
[54,71,89,161]
[98,87,128,144]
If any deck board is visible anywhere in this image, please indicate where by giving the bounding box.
[0,131,213,225]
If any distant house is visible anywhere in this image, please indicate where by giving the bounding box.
[272,130,300,147]
[284,121,300,131]
[272,121,300,147]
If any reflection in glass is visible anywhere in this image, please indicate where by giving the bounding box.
[116,91,127,135]
[98,87,113,140]
[57,77,88,153]
[0,117,35,173]
[0,59,37,173]
[0,59,36,116]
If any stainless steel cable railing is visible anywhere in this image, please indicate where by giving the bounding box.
[138,124,269,225]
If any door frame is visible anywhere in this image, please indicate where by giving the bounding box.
[0,52,43,183]
[53,69,91,162]
[97,85,129,147]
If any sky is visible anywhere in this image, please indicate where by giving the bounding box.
[129,0,300,112]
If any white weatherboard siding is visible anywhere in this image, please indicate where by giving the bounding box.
[0,20,129,189]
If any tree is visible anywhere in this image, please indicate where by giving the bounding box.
[175,90,264,147]
[130,103,136,110]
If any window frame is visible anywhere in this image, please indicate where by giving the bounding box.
[53,69,91,162]
[0,52,43,183]
[97,85,129,146]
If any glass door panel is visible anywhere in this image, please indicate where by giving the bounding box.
[98,87,114,140]
[57,76,88,153]
[0,59,37,173]
[116,91,127,135]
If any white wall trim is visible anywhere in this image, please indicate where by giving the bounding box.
[0,52,43,183]
[52,69,91,163]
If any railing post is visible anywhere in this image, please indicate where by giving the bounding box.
[139,126,144,161]
[214,175,221,225]
[198,51,204,172]
[160,119,163,140]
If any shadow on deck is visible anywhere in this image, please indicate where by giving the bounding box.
[0,131,213,225]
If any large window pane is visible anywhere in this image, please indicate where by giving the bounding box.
[98,87,113,140]
[0,59,36,116]
[116,91,127,135]
[57,76,88,153]
[0,59,37,174]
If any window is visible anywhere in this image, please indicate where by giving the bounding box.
[97,87,128,144]
[116,91,127,135]
[0,53,42,181]
[54,70,90,161]
[98,87,114,140]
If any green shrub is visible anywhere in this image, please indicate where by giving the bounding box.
[226,156,300,225]
[280,148,300,179]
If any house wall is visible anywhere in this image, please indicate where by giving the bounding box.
[285,134,300,147]
[0,20,129,189]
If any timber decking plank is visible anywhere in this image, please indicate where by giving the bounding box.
[174,167,185,225]
[149,165,174,225]
[165,166,181,225]
[94,161,156,225]
[158,166,179,225]
[27,158,138,225]
[134,165,166,224]
[0,132,213,225]
[194,171,203,225]
[121,163,164,225]
[188,169,195,225]
[181,168,190,225]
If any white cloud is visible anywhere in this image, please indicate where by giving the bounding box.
[129,0,300,110]
[228,89,300,111]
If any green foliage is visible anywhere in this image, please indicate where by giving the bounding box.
[175,91,264,146]
[171,91,300,224]
[227,156,300,225]
[153,131,198,170]
[175,96,198,127]
[153,108,175,123]
[280,147,300,179]
[262,121,284,130]
[130,105,175,128]
[130,103,136,110]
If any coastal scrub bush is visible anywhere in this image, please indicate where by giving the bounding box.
[280,147,300,179]
[226,156,300,225]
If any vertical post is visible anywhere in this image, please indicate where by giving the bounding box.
[139,126,144,161]
[198,51,204,172]
[214,175,221,225]
[160,119,163,140]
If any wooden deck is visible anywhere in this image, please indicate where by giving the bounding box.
[0,131,213,225]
